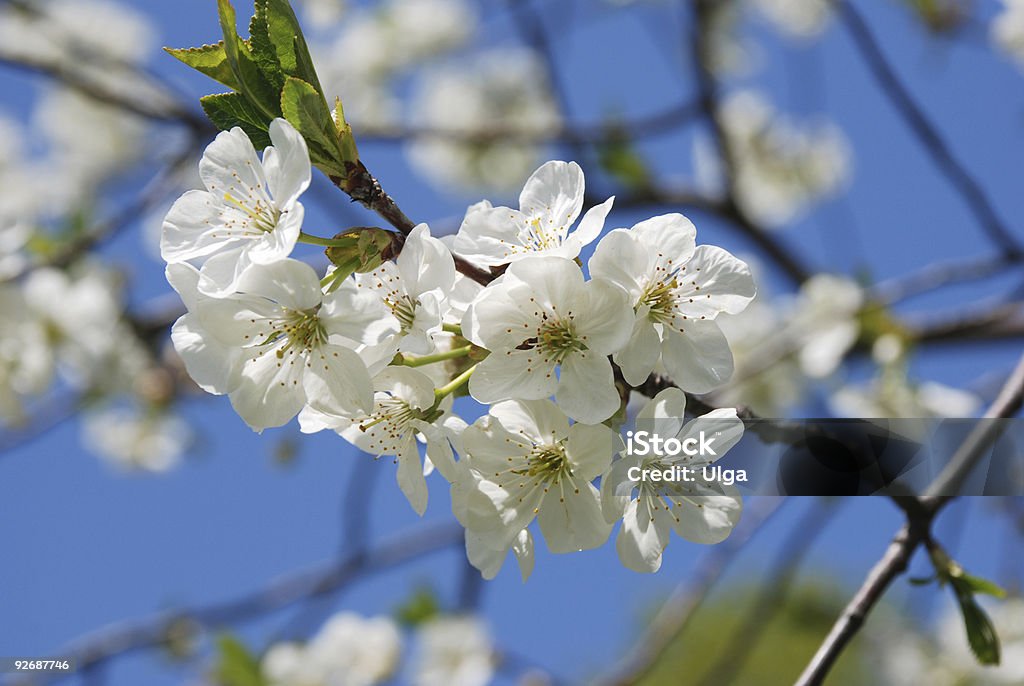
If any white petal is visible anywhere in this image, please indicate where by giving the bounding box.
[302,343,375,417]
[670,493,742,544]
[229,347,306,430]
[160,190,230,263]
[235,259,323,310]
[245,204,303,265]
[396,439,428,515]
[518,160,584,229]
[673,245,756,317]
[199,127,268,202]
[398,224,456,296]
[565,421,618,480]
[631,213,697,267]
[196,247,251,296]
[675,408,744,463]
[565,196,614,253]
[573,277,633,354]
[615,319,661,387]
[488,398,569,445]
[588,228,648,299]
[555,352,619,424]
[462,280,533,350]
[511,528,535,581]
[264,118,312,208]
[322,280,400,345]
[659,322,734,394]
[170,315,242,394]
[469,349,558,404]
[376,366,437,411]
[616,497,671,573]
[165,263,202,311]
[452,205,525,266]
[537,479,611,553]
[503,256,585,311]
[636,387,688,439]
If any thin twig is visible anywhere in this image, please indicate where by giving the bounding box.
[837,0,1024,258]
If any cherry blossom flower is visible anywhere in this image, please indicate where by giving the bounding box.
[601,388,744,573]
[411,616,495,686]
[169,258,396,431]
[589,213,755,393]
[81,407,191,473]
[298,366,456,515]
[994,0,1024,68]
[354,223,456,356]
[463,256,633,423]
[452,160,613,265]
[161,119,311,296]
[262,612,402,686]
[454,398,618,554]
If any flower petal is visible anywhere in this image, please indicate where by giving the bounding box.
[302,343,375,417]
[556,351,619,423]
[537,479,611,553]
[264,118,312,208]
[659,322,734,394]
[518,160,584,229]
[615,318,661,387]
[469,349,558,404]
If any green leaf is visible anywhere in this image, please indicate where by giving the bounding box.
[201,93,272,148]
[952,585,1001,666]
[952,571,1007,599]
[217,0,281,120]
[164,43,241,91]
[248,5,285,90]
[394,586,440,627]
[598,129,652,191]
[280,77,345,174]
[333,97,359,165]
[213,634,266,686]
[262,0,323,92]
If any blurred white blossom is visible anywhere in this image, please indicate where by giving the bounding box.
[750,0,831,38]
[993,0,1024,67]
[408,49,561,193]
[263,612,402,686]
[411,616,495,686]
[702,90,851,228]
[82,407,190,473]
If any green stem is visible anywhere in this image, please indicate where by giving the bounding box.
[442,322,463,336]
[400,345,474,368]
[299,231,351,247]
[435,364,477,401]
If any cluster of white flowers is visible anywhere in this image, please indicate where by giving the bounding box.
[697,90,851,228]
[877,598,1024,685]
[408,48,562,193]
[993,0,1024,68]
[259,611,494,686]
[314,0,477,124]
[162,120,756,576]
[263,612,403,686]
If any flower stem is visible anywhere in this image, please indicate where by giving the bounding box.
[435,364,477,401]
[299,231,350,247]
[400,345,474,368]
[442,322,463,336]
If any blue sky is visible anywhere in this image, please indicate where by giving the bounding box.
[2,1,1023,684]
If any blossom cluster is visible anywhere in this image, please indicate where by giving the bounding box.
[161,117,757,576]
[261,610,496,686]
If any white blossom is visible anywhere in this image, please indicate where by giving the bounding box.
[298,366,456,515]
[790,274,863,379]
[169,258,397,431]
[354,223,456,356]
[262,612,402,686]
[161,119,311,296]
[453,398,618,555]
[589,213,755,393]
[0,284,54,424]
[704,90,851,228]
[411,616,495,686]
[750,0,831,38]
[463,256,633,424]
[408,49,560,193]
[82,407,191,473]
[453,160,613,266]
[994,0,1024,68]
[601,388,744,573]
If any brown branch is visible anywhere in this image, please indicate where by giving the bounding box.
[795,352,1024,686]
